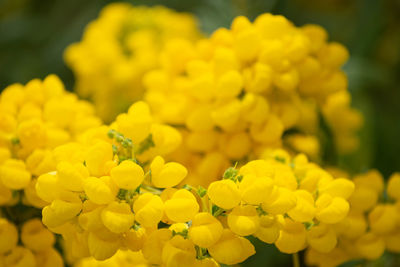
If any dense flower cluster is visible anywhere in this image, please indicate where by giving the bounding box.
[34,97,356,266]
[65,3,202,122]
[0,74,101,266]
[204,149,353,260]
[0,5,396,267]
[35,101,186,263]
[144,13,363,186]
[306,170,400,267]
[0,218,63,267]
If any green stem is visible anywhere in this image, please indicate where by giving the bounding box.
[293,253,300,267]
[141,184,162,195]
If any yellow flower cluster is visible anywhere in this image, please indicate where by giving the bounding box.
[143,13,363,185]
[37,107,356,266]
[75,250,148,267]
[35,101,188,263]
[65,3,202,122]
[203,149,354,260]
[1,7,395,267]
[0,218,63,267]
[0,74,101,267]
[0,74,101,208]
[306,170,400,267]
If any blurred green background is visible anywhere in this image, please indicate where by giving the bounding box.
[0,0,399,265]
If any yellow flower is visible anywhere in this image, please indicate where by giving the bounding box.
[88,230,120,261]
[110,160,144,190]
[23,179,48,208]
[287,190,315,222]
[318,178,355,199]
[78,207,104,232]
[17,118,47,151]
[122,228,146,252]
[189,212,223,248]
[162,235,197,267]
[0,159,31,190]
[239,174,274,205]
[150,156,187,188]
[355,233,385,260]
[0,219,18,253]
[348,186,378,212]
[333,211,367,239]
[101,201,135,233]
[83,176,115,205]
[384,231,400,253]
[275,218,306,254]
[0,180,12,205]
[115,102,153,144]
[254,214,280,244]
[207,179,240,210]
[368,204,398,235]
[208,229,255,265]
[36,173,61,203]
[3,246,36,267]
[57,161,89,191]
[164,189,199,222]
[142,229,172,265]
[133,193,164,227]
[25,149,55,176]
[227,205,260,236]
[85,141,113,177]
[262,186,297,215]
[21,219,55,252]
[306,224,337,253]
[387,172,400,201]
[42,197,82,228]
[34,248,64,267]
[315,194,349,224]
